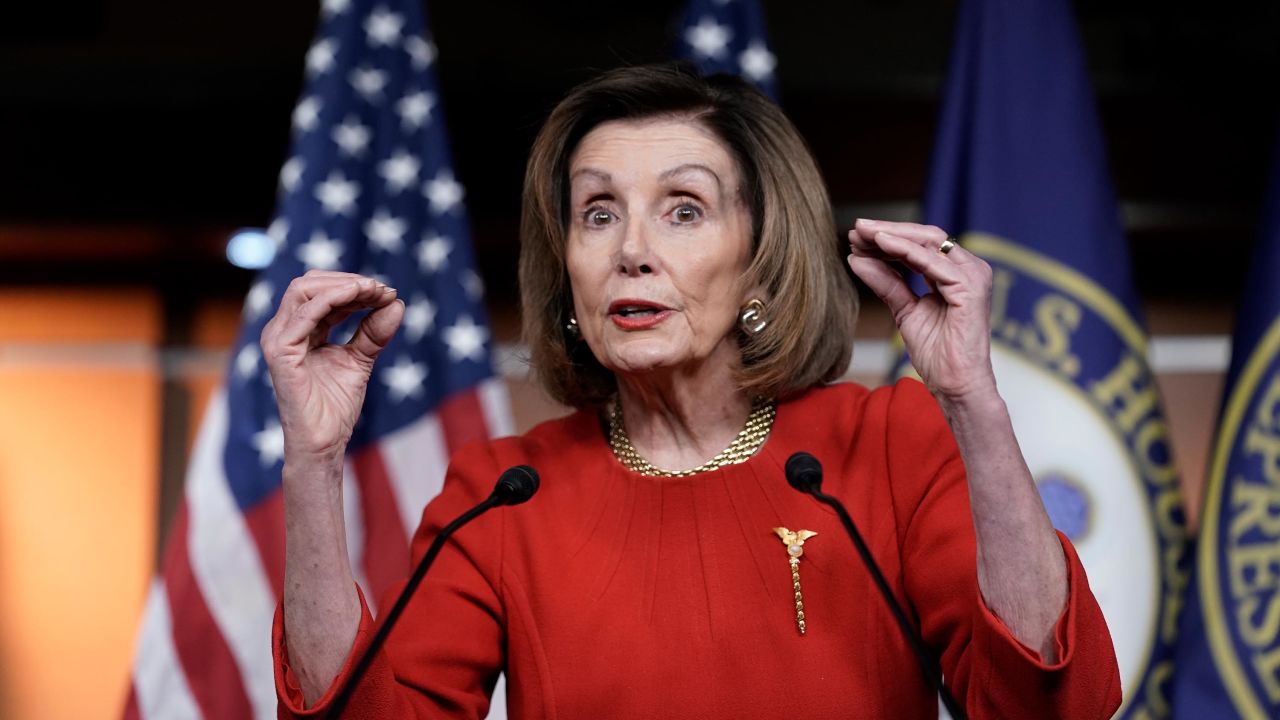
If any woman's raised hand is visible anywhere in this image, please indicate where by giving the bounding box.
[260,270,405,467]
[846,219,997,403]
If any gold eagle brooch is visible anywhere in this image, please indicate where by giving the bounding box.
[773,527,817,635]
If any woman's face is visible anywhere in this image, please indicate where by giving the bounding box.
[565,118,755,380]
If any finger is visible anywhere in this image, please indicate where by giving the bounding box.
[867,232,967,288]
[264,275,393,348]
[847,255,920,320]
[274,281,398,350]
[347,299,405,361]
[277,271,387,317]
[852,218,949,249]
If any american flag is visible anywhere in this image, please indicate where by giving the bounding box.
[123,0,511,717]
[677,0,779,99]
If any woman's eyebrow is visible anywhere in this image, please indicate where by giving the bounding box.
[658,163,721,188]
[569,167,611,184]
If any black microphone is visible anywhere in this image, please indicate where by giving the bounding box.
[328,465,540,717]
[784,452,968,720]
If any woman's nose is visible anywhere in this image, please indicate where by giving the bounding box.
[615,219,655,276]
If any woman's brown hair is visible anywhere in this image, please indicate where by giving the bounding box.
[520,63,858,408]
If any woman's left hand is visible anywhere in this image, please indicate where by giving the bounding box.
[846,219,996,403]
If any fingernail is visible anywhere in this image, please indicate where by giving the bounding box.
[381,286,396,294]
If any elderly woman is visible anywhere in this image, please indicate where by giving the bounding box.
[265,65,1121,718]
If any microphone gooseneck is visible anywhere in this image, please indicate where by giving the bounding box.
[328,465,541,717]
[784,452,968,720]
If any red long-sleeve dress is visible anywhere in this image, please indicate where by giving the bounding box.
[274,379,1122,718]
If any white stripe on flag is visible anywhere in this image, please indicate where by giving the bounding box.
[185,389,280,720]
[378,412,451,534]
[132,579,202,720]
[479,378,516,437]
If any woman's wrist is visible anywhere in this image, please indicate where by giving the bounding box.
[282,456,346,511]
[932,376,1004,427]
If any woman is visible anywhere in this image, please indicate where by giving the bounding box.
[265,64,1121,718]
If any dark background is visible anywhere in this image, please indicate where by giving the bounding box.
[2,0,1279,326]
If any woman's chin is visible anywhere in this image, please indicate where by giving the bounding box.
[600,346,688,377]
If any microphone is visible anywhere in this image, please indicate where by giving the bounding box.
[491,464,540,505]
[784,452,968,720]
[328,465,540,717]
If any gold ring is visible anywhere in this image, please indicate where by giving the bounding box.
[939,237,957,255]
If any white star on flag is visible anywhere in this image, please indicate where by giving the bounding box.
[365,209,407,252]
[403,295,437,341]
[332,117,371,157]
[315,171,361,216]
[266,218,290,251]
[235,344,261,380]
[739,41,776,82]
[306,38,338,76]
[297,231,345,270]
[685,17,732,59]
[243,280,274,320]
[461,269,484,301]
[279,156,305,193]
[396,91,435,131]
[364,7,404,47]
[350,66,388,102]
[251,420,285,467]
[381,355,428,402]
[416,232,452,273]
[405,36,436,70]
[424,169,464,214]
[292,96,322,132]
[321,0,349,18]
[443,315,489,362]
[378,148,420,194]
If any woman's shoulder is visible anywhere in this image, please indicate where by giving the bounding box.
[486,406,601,460]
[444,407,606,497]
[784,377,941,429]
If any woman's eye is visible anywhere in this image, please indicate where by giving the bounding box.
[673,205,701,223]
[586,209,613,226]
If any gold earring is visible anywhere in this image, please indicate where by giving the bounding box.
[739,298,767,335]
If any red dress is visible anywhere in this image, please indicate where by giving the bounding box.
[274,379,1122,718]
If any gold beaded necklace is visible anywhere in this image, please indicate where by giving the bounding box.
[607,397,776,477]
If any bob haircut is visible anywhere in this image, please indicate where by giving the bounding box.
[520,63,858,408]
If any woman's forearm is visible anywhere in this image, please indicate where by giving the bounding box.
[937,389,1068,663]
[282,457,363,706]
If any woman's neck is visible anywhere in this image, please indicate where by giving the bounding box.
[614,357,754,474]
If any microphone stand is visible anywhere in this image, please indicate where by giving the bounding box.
[327,467,538,717]
[807,488,967,720]
[787,453,967,720]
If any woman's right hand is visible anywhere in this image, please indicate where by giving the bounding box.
[260,270,405,469]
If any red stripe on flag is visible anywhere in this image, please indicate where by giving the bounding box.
[122,681,141,720]
[242,489,287,600]
[438,388,490,454]
[351,446,411,604]
[161,504,255,719]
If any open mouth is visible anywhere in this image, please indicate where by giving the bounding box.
[608,300,670,317]
[607,300,672,328]
[613,305,661,318]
